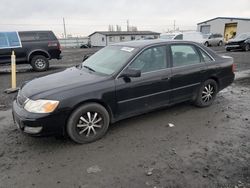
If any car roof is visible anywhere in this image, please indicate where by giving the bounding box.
[18,30,53,34]
[111,39,202,48]
[160,32,182,36]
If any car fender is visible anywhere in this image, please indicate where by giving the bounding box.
[27,49,51,62]
[244,39,250,44]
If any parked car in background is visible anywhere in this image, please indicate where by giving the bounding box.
[225,32,250,51]
[160,32,183,40]
[13,40,235,144]
[0,31,61,71]
[182,32,207,45]
[80,44,91,48]
[160,32,208,46]
[203,33,223,47]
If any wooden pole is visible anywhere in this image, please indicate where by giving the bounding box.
[11,50,16,89]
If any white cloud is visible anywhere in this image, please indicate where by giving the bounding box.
[0,0,249,37]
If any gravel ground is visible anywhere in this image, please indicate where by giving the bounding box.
[0,46,250,188]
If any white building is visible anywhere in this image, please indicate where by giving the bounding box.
[59,37,89,48]
[197,17,250,41]
[89,31,160,47]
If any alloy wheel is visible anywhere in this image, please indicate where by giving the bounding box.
[76,112,103,137]
[201,84,215,103]
[246,44,250,51]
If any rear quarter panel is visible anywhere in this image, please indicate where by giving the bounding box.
[206,55,234,91]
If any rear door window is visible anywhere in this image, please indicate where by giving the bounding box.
[19,32,37,41]
[170,44,201,67]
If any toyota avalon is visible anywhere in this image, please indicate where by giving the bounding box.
[13,40,235,143]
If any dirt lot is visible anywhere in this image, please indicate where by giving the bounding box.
[0,47,250,188]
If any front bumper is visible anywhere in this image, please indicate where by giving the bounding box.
[225,44,240,49]
[12,100,68,136]
[225,43,245,50]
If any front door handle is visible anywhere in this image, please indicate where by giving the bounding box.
[199,68,206,73]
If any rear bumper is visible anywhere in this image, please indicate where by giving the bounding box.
[56,54,63,60]
[219,73,235,91]
[12,100,69,136]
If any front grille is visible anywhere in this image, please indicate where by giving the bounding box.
[17,92,28,107]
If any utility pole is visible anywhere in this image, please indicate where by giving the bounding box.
[63,17,67,39]
[173,20,176,32]
[63,17,67,48]
[127,19,130,32]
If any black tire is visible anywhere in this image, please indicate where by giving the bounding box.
[204,42,209,47]
[244,44,249,51]
[67,103,110,144]
[226,48,231,52]
[194,79,218,107]
[218,41,223,46]
[30,55,49,72]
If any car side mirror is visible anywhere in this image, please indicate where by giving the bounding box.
[119,68,141,78]
[82,54,90,62]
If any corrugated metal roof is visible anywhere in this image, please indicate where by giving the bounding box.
[197,17,250,25]
[89,31,160,37]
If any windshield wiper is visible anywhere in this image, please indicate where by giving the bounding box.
[83,65,96,72]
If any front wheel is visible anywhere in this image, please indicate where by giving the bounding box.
[67,103,110,144]
[244,44,249,51]
[194,79,218,107]
[204,42,209,47]
[218,41,223,46]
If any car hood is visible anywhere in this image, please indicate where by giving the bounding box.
[21,66,108,99]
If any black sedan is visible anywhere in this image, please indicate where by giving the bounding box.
[225,32,250,51]
[13,40,235,143]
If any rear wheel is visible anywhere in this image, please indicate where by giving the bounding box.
[67,103,110,144]
[194,79,218,107]
[30,55,49,72]
[204,42,209,47]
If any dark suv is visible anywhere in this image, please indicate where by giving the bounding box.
[0,31,62,71]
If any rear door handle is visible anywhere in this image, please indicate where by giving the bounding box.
[161,77,170,81]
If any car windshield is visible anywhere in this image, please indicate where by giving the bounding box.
[160,35,175,40]
[82,46,136,75]
[235,33,250,40]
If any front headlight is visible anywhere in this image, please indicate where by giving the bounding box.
[24,99,59,113]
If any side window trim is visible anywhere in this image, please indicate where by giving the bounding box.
[128,45,168,74]
[116,44,169,79]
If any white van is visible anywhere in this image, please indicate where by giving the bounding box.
[182,32,207,45]
[160,32,183,40]
[160,31,207,45]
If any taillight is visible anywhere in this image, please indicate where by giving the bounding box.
[232,63,236,72]
[58,42,61,50]
[48,41,58,47]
